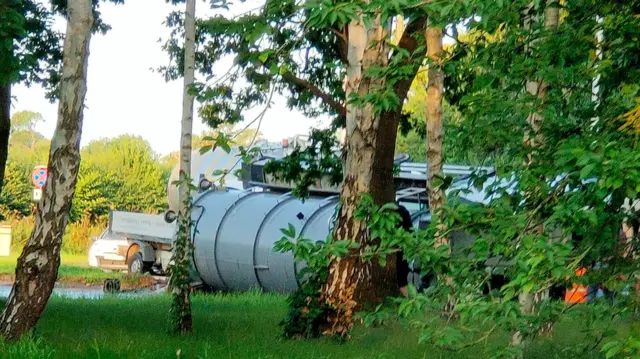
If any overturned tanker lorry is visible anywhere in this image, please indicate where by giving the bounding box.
[88,138,494,294]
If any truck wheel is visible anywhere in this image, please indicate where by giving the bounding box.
[128,252,144,274]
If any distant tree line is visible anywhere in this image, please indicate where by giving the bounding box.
[0,111,268,223]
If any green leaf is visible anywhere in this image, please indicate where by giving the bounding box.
[407,283,417,298]
[199,145,213,154]
[580,164,595,179]
[220,141,232,153]
[613,178,623,189]
[380,202,398,212]
[502,289,515,302]
[605,345,621,359]
[280,223,296,238]
[278,64,289,75]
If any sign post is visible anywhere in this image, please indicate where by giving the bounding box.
[31,165,47,202]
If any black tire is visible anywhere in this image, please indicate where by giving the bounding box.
[103,278,121,293]
[127,252,144,274]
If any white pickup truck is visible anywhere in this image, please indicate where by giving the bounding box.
[88,210,176,274]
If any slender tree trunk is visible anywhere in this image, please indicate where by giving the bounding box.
[394,16,404,44]
[168,0,195,334]
[512,1,559,354]
[0,0,93,341]
[0,83,10,197]
[425,23,456,316]
[425,25,446,246]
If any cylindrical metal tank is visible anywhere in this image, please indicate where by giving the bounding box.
[190,188,339,293]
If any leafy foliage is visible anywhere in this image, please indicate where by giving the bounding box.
[160,0,347,129]
[264,128,342,199]
[1,113,169,221]
[216,0,640,357]
[0,0,62,92]
[192,124,262,152]
[157,1,640,357]
[399,70,512,166]
[274,223,333,339]
[71,167,123,221]
[81,135,168,214]
[352,0,640,357]
[0,162,32,219]
[167,175,196,335]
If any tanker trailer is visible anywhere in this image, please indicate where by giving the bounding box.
[186,181,491,294]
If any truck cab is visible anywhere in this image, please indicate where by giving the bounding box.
[88,211,176,274]
[88,229,129,271]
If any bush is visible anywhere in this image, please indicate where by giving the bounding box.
[63,217,107,254]
[9,216,34,252]
[8,216,106,255]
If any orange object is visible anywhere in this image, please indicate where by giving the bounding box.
[565,268,588,304]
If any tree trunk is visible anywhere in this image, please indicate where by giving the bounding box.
[425,25,446,246]
[0,83,10,197]
[320,10,396,339]
[426,24,456,316]
[168,0,195,335]
[512,1,559,354]
[318,12,426,339]
[394,16,404,44]
[0,0,93,341]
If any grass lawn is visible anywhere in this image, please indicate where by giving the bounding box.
[0,253,89,272]
[0,254,155,288]
[0,292,634,359]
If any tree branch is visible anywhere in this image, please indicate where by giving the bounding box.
[265,18,425,122]
[280,70,346,117]
[392,16,428,101]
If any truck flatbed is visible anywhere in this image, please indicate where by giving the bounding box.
[108,211,176,244]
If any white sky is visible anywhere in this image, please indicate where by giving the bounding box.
[12,1,330,156]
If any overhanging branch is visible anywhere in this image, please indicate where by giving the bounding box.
[265,17,426,122]
[280,70,346,117]
[393,16,428,98]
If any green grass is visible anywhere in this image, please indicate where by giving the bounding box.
[0,253,150,287]
[0,292,634,359]
[0,253,88,272]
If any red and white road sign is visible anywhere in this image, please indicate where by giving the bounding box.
[32,165,48,189]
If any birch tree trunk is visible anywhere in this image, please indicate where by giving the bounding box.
[512,0,559,353]
[168,0,195,334]
[0,83,10,197]
[0,0,93,341]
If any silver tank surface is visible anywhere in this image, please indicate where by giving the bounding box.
[190,188,339,293]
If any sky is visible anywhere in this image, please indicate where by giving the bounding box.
[12,1,331,156]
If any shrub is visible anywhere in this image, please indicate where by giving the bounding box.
[7,216,106,255]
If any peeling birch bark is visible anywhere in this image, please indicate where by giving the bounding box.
[0,0,93,340]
